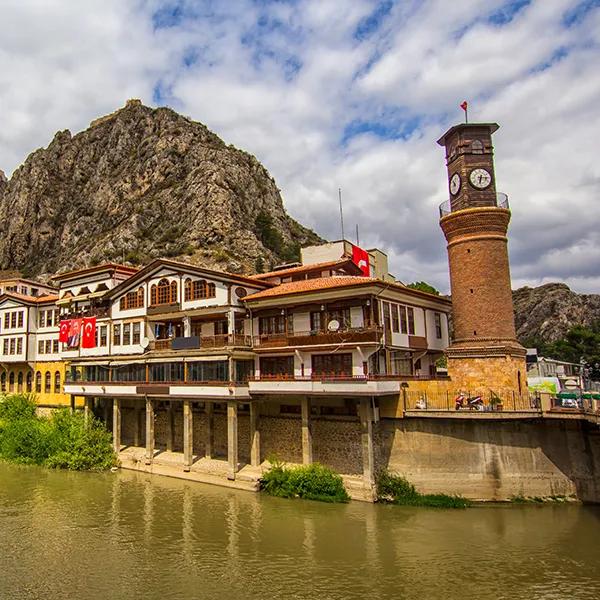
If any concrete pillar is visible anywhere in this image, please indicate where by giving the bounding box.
[205,402,214,458]
[84,397,93,426]
[166,401,174,452]
[145,396,155,465]
[70,395,75,414]
[250,401,261,467]
[301,397,313,465]
[183,399,193,472]
[227,400,238,480]
[183,316,191,338]
[103,399,110,428]
[133,405,141,447]
[359,398,375,490]
[112,398,121,454]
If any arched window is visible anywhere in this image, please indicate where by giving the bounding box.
[471,139,483,154]
[35,371,42,393]
[26,371,32,393]
[9,372,15,392]
[120,286,145,310]
[44,372,51,393]
[151,278,177,306]
[1,372,6,392]
[185,279,217,301]
[54,371,61,393]
[17,372,23,393]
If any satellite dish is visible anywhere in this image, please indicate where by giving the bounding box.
[327,319,340,332]
[141,337,150,349]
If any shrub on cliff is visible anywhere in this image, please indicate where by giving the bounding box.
[0,394,116,471]
[260,459,350,503]
[376,470,470,509]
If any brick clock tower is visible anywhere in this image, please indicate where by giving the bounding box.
[437,122,527,396]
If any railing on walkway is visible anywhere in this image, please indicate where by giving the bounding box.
[250,373,449,382]
[404,389,538,412]
[151,334,252,351]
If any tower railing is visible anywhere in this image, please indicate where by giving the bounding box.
[439,192,509,218]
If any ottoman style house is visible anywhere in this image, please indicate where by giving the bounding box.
[0,118,547,501]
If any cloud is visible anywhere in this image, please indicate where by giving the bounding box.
[0,0,599,293]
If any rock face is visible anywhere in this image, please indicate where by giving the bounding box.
[0,99,321,277]
[513,283,600,343]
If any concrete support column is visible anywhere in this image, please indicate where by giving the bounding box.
[359,398,375,490]
[183,316,192,338]
[227,400,238,480]
[249,401,261,467]
[145,397,155,465]
[70,395,75,414]
[84,397,93,426]
[133,405,141,447]
[205,402,214,459]
[112,398,121,454]
[166,401,174,452]
[301,397,313,465]
[183,399,193,472]
[103,399,110,428]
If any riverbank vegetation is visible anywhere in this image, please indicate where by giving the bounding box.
[376,470,471,508]
[0,394,116,471]
[260,459,350,503]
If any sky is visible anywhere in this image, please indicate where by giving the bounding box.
[0,0,599,293]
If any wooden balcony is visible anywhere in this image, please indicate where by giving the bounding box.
[151,334,252,351]
[147,302,181,315]
[254,326,382,349]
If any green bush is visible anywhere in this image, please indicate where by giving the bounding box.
[376,470,470,509]
[260,459,350,503]
[0,394,116,471]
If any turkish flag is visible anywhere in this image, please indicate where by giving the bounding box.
[82,317,97,349]
[352,244,370,277]
[58,320,70,343]
[68,319,82,348]
[460,100,468,111]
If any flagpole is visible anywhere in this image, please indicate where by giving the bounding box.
[465,106,468,124]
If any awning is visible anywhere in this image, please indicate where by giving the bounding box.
[71,361,111,367]
[56,298,73,306]
[185,356,229,362]
[88,291,108,298]
[71,294,90,302]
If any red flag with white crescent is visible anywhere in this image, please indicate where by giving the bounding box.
[460,100,468,111]
[81,317,97,349]
[58,320,70,343]
[351,244,371,277]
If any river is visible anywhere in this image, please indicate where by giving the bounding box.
[1,462,599,600]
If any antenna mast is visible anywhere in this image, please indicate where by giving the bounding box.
[338,188,345,241]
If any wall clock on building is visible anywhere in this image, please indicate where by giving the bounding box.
[469,168,492,189]
[449,173,461,195]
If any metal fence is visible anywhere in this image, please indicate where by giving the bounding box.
[404,389,538,412]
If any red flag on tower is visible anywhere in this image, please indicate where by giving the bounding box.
[351,244,371,277]
[81,317,97,349]
[460,100,468,111]
[58,320,70,343]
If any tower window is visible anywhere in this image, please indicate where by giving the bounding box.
[467,249,471,254]
[473,331,477,336]
[470,289,474,294]
[471,139,483,154]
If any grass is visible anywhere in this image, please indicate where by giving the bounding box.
[0,394,116,471]
[376,470,471,509]
[260,458,350,503]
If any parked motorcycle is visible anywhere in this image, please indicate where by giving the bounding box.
[454,392,484,411]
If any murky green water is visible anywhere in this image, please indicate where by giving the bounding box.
[1,462,599,600]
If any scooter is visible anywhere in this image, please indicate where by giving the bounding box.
[454,392,484,411]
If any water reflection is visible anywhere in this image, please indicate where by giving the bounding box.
[1,462,600,600]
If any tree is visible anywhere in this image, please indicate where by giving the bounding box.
[407,281,440,295]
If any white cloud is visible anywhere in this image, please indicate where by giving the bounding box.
[0,0,599,295]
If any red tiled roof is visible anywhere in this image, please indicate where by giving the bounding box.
[243,276,378,300]
[251,259,360,280]
[1,292,59,304]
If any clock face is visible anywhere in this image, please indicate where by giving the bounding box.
[449,173,461,196]
[469,168,492,189]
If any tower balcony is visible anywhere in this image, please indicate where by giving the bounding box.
[439,192,509,218]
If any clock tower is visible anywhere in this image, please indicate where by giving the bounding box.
[437,122,526,397]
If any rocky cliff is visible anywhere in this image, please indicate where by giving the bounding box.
[513,283,600,343]
[0,100,321,277]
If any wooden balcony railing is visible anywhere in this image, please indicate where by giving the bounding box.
[151,334,252,351]
[62,306,110,320]
[250,373,448,382]
[254,326,382,348]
